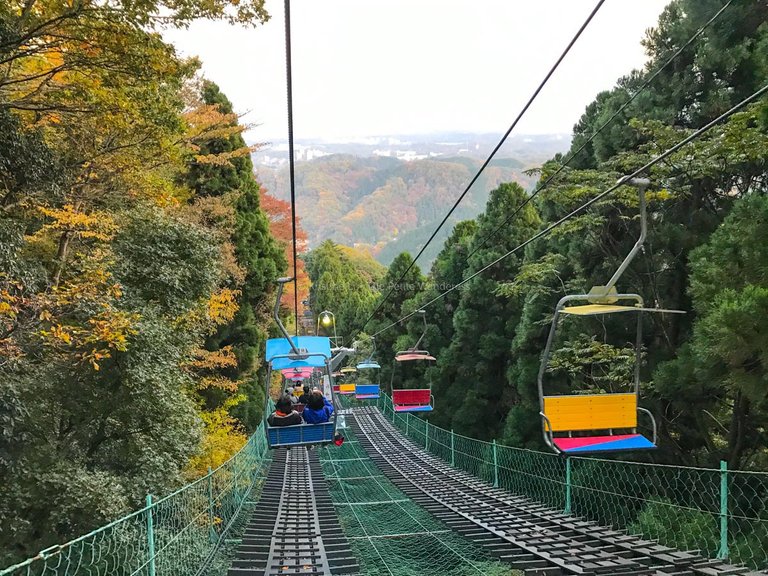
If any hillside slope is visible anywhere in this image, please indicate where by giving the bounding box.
[257,154,538,265]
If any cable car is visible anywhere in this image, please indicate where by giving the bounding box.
[264,278,338,448]
[355,337,381,399]
[391,310,435,412]
[538,178,683,455]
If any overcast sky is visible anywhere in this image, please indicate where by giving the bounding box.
[165,0,670,142]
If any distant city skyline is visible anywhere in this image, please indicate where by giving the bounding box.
[165,0,670,142]
[252,132,571,168]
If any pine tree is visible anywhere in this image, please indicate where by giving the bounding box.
[437,183,540,439]
[185,81,285,431]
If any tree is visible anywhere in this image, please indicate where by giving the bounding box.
[568,0,768,167]
[260,189,310,322]
[436,183,540,440]
[0,0,284,560]
[654,194,768,470]
[184,81,285,434]
[367,253,426,389]
[400,220,477,429]
[306,240,379,343]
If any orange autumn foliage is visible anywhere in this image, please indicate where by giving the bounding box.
[260,190,310,317]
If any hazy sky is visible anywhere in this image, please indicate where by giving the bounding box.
[165,0,670,142]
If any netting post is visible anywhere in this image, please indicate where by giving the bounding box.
[145,494,156,576]
[450,429,455,467]
[492,440,499,488]
[564,457,572,514]
[718,460,729,560]
[425,421,430,452]
[207,466,216,543]
[405,413,410,436]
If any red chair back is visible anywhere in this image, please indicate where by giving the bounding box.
[392,389,431,407]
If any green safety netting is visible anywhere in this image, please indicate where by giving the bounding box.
[355,393,768,572]
[4,393,768,576]
[0,425,272,576]
[318,434,515,576]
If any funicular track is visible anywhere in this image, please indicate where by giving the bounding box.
[351,407,763,576]
[229,447,358,576]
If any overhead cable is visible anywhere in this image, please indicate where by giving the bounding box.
[359,0,607,331]
[369,81,768,338]
[284,0,300,334]
[465,0,734,260]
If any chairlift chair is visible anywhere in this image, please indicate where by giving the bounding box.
[337,366,357,395]
[538,178,684,455]
[355,337,382,399]
[264,278,340,449]
[391,310,435,412]
[281,367,313,383]
[331,371,343,394]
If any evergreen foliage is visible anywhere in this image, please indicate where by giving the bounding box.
[360,0,768,470]
[305,241,380,342]
[184,81,285,432]
[0,0,280,563]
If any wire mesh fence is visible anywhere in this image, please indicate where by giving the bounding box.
[7,394,768,575]
[0,425,271,576]
[362,393,768,571]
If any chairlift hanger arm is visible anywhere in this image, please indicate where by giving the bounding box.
[603,177,649,293]
[274,277,300,356]
[410,310,429,351]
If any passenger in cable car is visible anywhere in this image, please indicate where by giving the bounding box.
[284,387,298,404]
[267,395,302,427]
[302,389,334,424]
[298,384,311,404]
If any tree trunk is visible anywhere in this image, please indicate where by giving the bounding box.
[51,230,73,287]
[728,390,748,470]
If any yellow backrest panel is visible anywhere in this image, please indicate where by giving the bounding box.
[543,393,637,432]
[339,383,356,393]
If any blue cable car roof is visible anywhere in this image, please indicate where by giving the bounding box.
[266,336,332,369]
[356,360,381,370]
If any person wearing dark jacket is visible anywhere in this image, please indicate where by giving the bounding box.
[268,395,302,426]
[298,385,311,405]
[302,390,334,424]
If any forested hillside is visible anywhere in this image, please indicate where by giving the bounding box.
[309,0,768,471]
[258,155,536,265]
[305,241,384,342]
[4,0,768,570]
[0,0,285,562]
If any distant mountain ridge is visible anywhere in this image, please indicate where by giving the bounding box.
[251,132,571,166]
[256,136,569,266]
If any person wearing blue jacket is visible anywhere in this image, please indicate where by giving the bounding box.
[302,389,334,424]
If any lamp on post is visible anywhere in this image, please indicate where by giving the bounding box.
[317,310,339,346]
